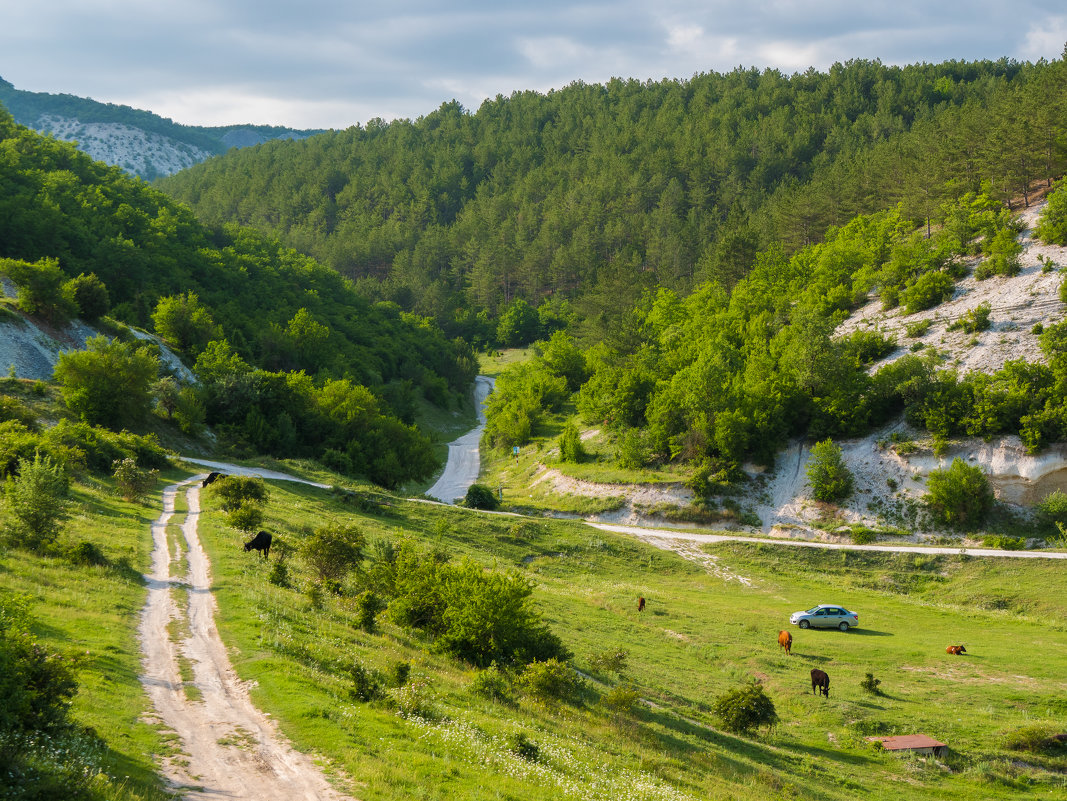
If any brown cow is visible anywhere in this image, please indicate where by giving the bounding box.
[946,645,967,655]
[778,630,792,655]
[811,668,830,697]
[638,596,646,612]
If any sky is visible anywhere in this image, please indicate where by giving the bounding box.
[1,1,1065,130]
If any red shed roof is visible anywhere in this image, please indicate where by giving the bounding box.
[866,735,946,750]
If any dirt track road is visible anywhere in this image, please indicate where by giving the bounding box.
[139,477,349,800]
[588,522,1067,560]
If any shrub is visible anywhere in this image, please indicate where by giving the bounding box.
[354,590,387,632]
[65,273,110,321]
[601,683,641,715]
[389,660,411,687]
[980,228,1022,277]
[470,664,510,701]
[1003,724,1067,754]
[981,535,1025,550]
[112,457,157,503]
[226,502,264,534]
[349,663,383,702]
[558,422,585,463]
[65,540,107,567]
[267,558,290,588]
[901,271,955,314]
[806,439,854,503]
[53,335,158,429]
[615,428,649,469]
[518,658,584,703]
[946,303,991,334]
[925,458,994,529]
[905,319,933,338]
[860,672,882,695]
[209,475,269,511]
[3,452,69,549]
[463,483,499,510]
[1036,490,1067,533]
[302,523,365,583]
[1036,182,1067,245]
[850,527,877,545]
[712,679,778,734]
[388,676,436,718]
[588,648,629,676]
[508,732,540,761]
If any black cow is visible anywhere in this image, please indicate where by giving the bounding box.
[638,596,646,612]
[811,668,830,697]
[244,530,272,559]
[202,471,224,488]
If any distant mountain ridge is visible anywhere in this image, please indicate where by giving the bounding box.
[0,76,324,180]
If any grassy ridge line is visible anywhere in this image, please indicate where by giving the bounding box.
[190,472,1067,799]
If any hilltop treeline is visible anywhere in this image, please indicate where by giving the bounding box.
[158,56,1067,344]
[0,109,475,486]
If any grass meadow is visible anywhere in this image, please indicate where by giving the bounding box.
[2,460,1066,799]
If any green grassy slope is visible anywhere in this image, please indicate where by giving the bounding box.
[2,445,1065,799]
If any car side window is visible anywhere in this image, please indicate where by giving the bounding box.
[815,609,827,616]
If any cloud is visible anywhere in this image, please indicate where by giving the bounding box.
[1,1,1065,128]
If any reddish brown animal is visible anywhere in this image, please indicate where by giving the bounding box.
[811,668,830,697]
[638,596,646,612]
[946,645,967,655]
[778,630,792,655]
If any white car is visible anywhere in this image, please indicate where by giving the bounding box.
[790,604,859,631]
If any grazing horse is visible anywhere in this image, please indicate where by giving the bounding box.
[244,530,272,559]
[638,596,646,612]
[778,630,792,655]
[946,645,967,655]
[201,471,224,488]
[811,668,830,697]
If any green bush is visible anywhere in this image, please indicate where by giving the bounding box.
[65,540,107,567]
[112,457,157,503]
[301,523,365,584]
[860,672,882,695]
[463,483,499,510]
[349,663,383,702]
[1036,183,1067,244]
[558,422,585,463]
[925,458,994,529]
[806,439,854,503]
[518,658,584,703]
[981,535,1025,550]
[850,527,877,545]
[946,303,991,334]
[1036,490,1067,533]
[901,271,955,314]
[354,590,387,632]
[209,475,269,510]
[226,502,264,534]
[470,664,510,701]
[712,679,778,734]
[615,428,649,469]
[601,683,641,715]
[588,648,629,676]
[508,732,540,761]
[3,452,70,550]
[905,319,933,338]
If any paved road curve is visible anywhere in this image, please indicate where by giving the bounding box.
[425,375,494,504]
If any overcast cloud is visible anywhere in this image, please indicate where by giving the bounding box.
[1,1,1065,129]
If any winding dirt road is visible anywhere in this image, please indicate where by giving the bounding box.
[139,475,349,800]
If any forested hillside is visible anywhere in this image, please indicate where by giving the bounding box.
[0,108,475,487]
[158,56,1067,344]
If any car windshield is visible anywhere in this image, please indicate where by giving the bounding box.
[804,606,820,614]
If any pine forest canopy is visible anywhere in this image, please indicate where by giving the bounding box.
[0,107,476,487]
[157,56,1067,345]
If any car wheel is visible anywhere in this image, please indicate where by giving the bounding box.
[799,620,810,629]
[838,622,849,631]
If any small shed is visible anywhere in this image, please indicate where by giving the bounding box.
[866,734,947,757]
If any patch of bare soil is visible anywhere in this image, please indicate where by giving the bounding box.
[139,478,352,800]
